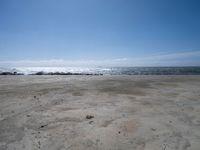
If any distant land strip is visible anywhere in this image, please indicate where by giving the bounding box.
[0,71,103,76]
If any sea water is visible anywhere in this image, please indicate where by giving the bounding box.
[1,66,200,75]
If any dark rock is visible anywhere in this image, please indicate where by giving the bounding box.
[39,124,48,129]
[0,72,13,75]
[30,71,103,76]
[0,72,24,75]
[86,115,94,119]
[35,71,45,75]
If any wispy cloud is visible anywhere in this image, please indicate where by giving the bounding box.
[0,58,130,67]
[135,50,200,66]
[0,50,200,67]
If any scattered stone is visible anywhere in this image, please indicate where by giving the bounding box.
[118,131,121,134]
[31,71,103,76]
[34,96,37,99]
[89,121,94,124]
[39,124,48,129]
[27,114,31,117]
[169,120,172,123]
[38,141,41,149]
[35,71,45,75]
[162,143,167,150]
[151,128,156,131]
[86,115,94,119]
[0,72,24,75]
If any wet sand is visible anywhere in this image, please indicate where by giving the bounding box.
[0,75,200,150]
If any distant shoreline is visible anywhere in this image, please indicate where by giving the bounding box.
[0,71,103,76]
[1,66,200,75]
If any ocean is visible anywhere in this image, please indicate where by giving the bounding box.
[1,66,200,75]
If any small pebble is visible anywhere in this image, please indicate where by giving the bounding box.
[89,121,94,124]
[86,115,94,119]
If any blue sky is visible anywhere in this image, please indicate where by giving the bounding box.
[0,0,200,66]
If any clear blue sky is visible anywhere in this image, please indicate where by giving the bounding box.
[0,0,200,66]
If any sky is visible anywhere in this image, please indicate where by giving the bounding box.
[0,0,200,67]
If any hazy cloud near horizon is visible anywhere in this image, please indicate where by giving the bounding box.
[0,50,200,67]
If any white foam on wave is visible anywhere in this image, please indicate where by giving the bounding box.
[0,67,111,75]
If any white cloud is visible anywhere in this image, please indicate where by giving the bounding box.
[0,50,200,67]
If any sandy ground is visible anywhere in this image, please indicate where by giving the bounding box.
[0,75,200,150]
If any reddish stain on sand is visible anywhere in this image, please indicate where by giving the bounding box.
[120,120,139,134]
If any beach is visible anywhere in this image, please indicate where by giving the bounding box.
[0,75,200,150]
